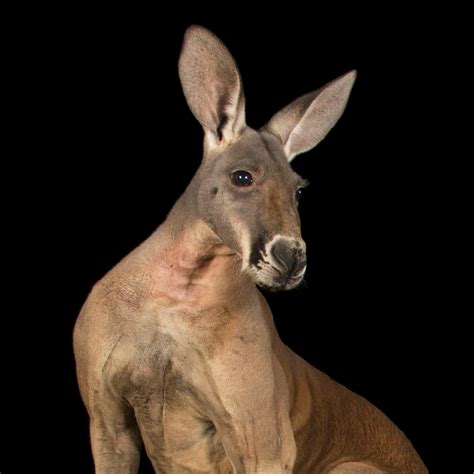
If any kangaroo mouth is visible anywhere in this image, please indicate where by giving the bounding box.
[249,262,306,292]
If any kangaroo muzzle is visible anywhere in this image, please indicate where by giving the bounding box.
[249,235,307,291]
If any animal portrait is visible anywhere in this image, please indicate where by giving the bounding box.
[73,25,427,473]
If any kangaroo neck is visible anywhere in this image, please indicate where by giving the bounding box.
[138,199,252,309]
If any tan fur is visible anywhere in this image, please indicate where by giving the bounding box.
[74,26,427,473]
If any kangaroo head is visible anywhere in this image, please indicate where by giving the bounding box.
[178,25,356,291]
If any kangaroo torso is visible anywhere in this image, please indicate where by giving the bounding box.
[74,222,425,473]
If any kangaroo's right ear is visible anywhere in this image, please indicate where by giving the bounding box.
[263,70,357,162]
[179,26,246,149]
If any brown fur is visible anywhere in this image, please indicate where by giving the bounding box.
[74,26,427,473]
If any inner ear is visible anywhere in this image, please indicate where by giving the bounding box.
[216,114,229,142]
[262,70,357,161]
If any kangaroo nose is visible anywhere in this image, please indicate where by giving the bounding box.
[270,239,306,278]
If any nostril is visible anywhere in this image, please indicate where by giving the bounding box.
[293,258,307,276]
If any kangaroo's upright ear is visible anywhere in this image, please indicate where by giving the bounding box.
[179,25,246,149]
[263,70,357,161]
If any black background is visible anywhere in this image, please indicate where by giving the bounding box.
[4,5,469,473]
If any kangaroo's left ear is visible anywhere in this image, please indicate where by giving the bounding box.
[262,70,357,161]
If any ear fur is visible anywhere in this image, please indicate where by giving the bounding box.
[263,70,357,161]
[178,25,246,148]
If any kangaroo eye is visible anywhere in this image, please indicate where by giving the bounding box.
[296,188,304,200]
[231,170,254,187]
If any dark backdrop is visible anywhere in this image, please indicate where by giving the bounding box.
[6,5,468,473]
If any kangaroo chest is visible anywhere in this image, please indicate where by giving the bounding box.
[106,302,275,472]
[121,349,231,471]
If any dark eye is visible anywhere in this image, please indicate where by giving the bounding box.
[296,187,304,201]
[231,170,254,187]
